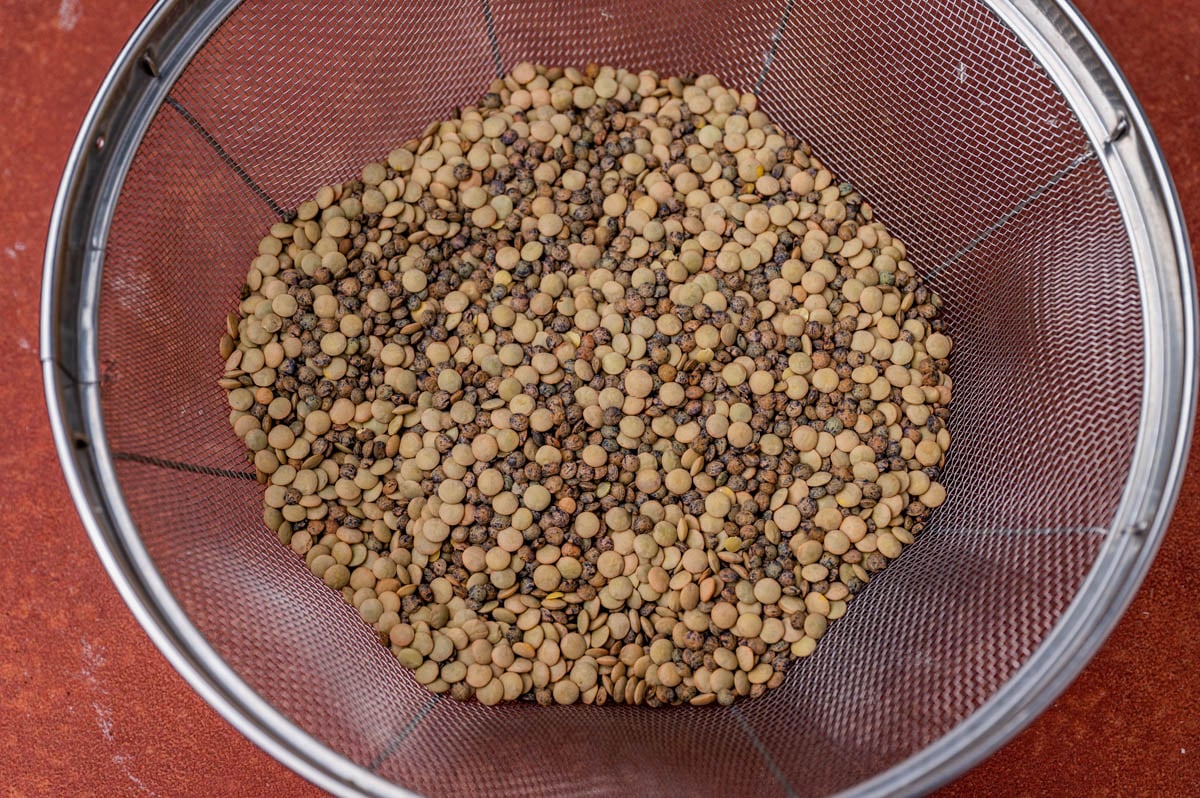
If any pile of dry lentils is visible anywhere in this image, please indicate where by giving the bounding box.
[220,64,954,708]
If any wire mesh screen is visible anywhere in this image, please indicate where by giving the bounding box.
[95,0,1141,794]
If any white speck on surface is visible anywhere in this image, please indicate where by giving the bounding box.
[92,701,114,741]
[958,63,968,83]
[17,337,31,352]
[114,754,159,796]
[80,638,159,796]
[57,0,82,31]
[80,637,106,682]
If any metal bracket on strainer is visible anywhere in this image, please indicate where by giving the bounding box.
[41,1,1195,797]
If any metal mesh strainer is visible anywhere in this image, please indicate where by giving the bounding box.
[41,1,1195,796]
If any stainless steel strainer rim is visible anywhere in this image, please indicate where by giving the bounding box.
[41,1,1195,796]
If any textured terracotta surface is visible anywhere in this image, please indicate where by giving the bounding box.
[1,0,1197,795]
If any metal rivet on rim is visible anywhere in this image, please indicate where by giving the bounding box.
[141,49,160,77]
[1106,113,1130,149]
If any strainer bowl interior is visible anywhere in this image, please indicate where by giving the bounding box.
[41,1,1195,796]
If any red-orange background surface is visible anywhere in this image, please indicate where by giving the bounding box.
[1,1,1197,795]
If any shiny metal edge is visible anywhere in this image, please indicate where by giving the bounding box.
[835,0,1197,795]
[40,0,1195,797]
[39,0,420,795]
